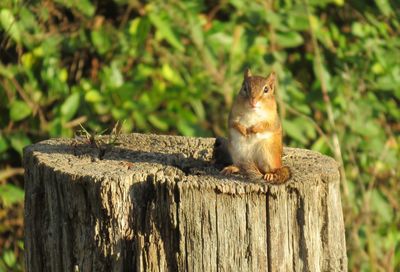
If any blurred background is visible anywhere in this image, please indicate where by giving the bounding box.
[0,0,399,271]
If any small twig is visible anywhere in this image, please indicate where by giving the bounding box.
[380,186,399,211]
[119,3,134,28]
[0,79,14,101]
[362,136,391,213]
[108,120,123,145]
[206,1,226,23]
[10,77,48,128]
[64,116,88,128]
[0,167,24,183]
[75,54,85,82]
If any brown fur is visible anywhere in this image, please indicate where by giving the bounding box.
[241,161,291,184]
[232,121,247,136]
[221,69,291,184]
[247,121,271,134]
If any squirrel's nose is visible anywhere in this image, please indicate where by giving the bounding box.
[249,99,257,108]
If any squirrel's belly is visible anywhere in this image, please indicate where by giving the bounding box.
[229,129,273,164]
[240,109,269,127]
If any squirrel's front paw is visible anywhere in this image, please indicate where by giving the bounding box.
[247,124,261,134]
[247,122,270,134]
[233,122,247,136]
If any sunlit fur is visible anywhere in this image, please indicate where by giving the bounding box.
[224,69,291,183]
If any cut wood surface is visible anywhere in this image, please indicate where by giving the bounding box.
[24,133,347,272]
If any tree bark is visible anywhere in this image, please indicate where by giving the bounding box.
[23,133,347,272]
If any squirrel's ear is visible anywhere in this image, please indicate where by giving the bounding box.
[266,72,276,83]
[244,68,252,79]
[266,72,276,92]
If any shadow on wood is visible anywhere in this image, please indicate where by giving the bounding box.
[23,133,347,271]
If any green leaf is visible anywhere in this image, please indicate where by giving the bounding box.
[54,0,95,17]
[133,111,147,130]
[102,62,124,89]
[190,100,205,120]
[132,17,151,52]
[0,64,15,78]
[376,74,398,91]
[229,0,245,9]
[312,59,332,92]
[371,189,392,224]
[18,7,38,33]
[149,13,184,52]
[18,240,24,250]
[287,11,309,31]
[282,120,307,144]
[61,92,80,121]
[0,9,21,42]
[161,64,184,85]
[311,137,329,154]
[374,0,393,17]
[10,133,31,156]
[148,115,169,131]
[265,10,283,29]
[91,29,111,55]
[137,16,151,38]
[48,117,62,138]
[177,119,196,136]
[208,32,233,49]
[21,52,34,69]
[0,184,24,207]
[75,0,95,17]
[129,17,141,35]
[351,22,365,37]
[0,135,8,153]
[85,90,103,103]
[303,120,316,139]
[189,19,204,47]
[93,103,110,115]
[9,100,32,121]
[111,107,126,120]
[2,249,17,267]
[276,31,304,48]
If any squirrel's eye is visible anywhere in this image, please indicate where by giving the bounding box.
[263,86,269,93]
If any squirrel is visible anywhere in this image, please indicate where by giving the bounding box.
[219,68,291,184]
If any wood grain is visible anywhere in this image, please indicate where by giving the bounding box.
[23,133,347,271]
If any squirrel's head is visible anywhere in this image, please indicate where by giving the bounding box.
[239,68,276,109]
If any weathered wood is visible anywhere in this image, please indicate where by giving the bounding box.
[23,133,347,272]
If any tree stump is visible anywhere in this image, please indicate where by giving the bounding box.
[23,133,347,272]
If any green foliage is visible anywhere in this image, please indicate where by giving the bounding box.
[0,184,24,207]
[9,100,31,121]
[0,0,399,270]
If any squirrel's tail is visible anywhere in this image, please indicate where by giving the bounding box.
[242,162,291,184]
[271,166,291,184]
[241,162,265,180]
[213,137,232,168]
